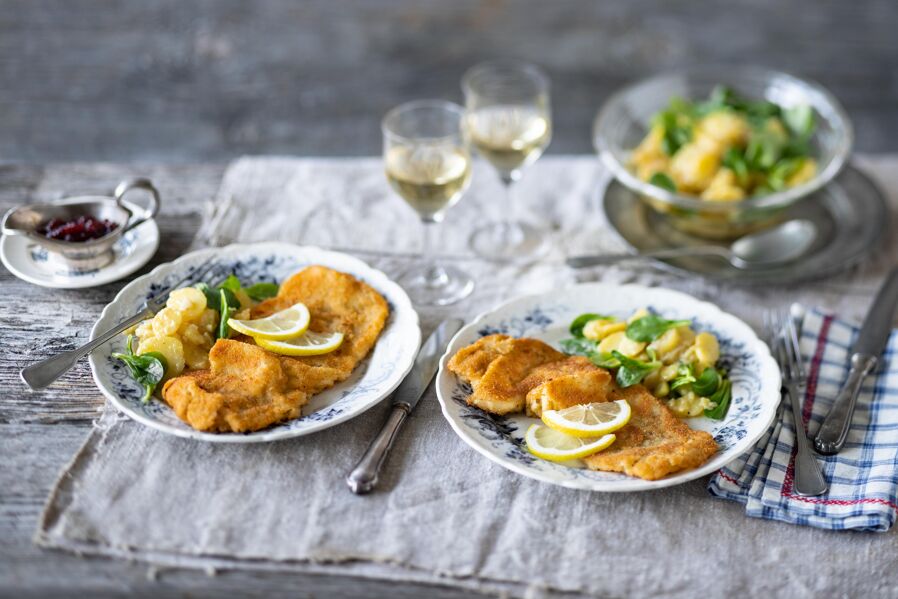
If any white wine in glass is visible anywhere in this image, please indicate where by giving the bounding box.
[466,105,551,178]
[385,145,471,222]
[382,100,475,306]
[462,61,552,262]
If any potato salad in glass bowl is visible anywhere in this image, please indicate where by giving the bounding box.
[594,66,852,239]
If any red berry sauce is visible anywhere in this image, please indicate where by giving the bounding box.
[38,215,119,242]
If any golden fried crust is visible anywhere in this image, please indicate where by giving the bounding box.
[448,339,608,416]
[521,357,614,417]
[583,385,718,480]
[162,265,389,433]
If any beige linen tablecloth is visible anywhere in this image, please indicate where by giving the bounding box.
[37,156,898,598]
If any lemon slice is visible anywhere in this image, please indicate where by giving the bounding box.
[256,331,344,356]
[541,400,631,438]
[524,424,616,462]
[227,302,310,340]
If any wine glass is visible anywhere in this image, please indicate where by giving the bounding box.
[462,60,552,261]
[382,100,475,306]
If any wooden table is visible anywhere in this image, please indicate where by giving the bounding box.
[0,163,493,598]
[3,160,897,598]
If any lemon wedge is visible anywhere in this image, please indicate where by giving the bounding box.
[227,302,310,341]
[255,331,344,356]
[541,400,631,438]
[524,424,616,462]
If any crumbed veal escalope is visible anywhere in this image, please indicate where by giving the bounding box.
[162,265,389,433]
[447,334,718,480]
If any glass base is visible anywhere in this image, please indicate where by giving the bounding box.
[399,263,474,307]
[469,220,548,263]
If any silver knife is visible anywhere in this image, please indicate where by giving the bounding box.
[346,318,464,494]
[814,267,898,455]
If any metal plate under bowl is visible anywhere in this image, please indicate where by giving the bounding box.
[602,164,888,285]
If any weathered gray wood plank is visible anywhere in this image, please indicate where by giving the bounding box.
[2,0,897,162]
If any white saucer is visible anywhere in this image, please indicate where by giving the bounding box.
[0,200,160,289]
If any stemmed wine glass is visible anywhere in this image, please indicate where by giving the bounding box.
[462,61,552,261]
[382,100,475,306]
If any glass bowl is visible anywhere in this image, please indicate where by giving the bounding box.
[593,66,853,240]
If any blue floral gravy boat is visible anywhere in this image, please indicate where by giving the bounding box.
[1,178,160,272]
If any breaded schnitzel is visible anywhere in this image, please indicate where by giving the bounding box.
[447,334,718,480]
[162,265,389,433]
[582,385,719,480]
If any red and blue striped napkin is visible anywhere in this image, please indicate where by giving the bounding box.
[709,307,898,531]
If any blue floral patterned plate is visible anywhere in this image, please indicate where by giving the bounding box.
[88,242,421,443]
[435,284,780,492]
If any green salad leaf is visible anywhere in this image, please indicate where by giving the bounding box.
[245,282,280,301]
[218,288,235,340]
[692,366,721,397]
[669,362,697,390]
[559,337,598,356]
[704,379,732,420]
[658,111,692,155]
[649,172,677,192]
[609,350,661,388]
[625,314,692,342]
[111,335,167,403]
[783,104,815,138]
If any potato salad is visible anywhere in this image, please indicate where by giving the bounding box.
[631,85,817,201]
[560,310,732,419]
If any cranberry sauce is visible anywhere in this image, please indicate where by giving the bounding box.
[38,215,119,242]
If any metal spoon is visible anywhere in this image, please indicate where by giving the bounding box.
[566,219,817,270]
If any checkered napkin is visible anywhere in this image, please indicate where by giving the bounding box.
[708,307,898,531]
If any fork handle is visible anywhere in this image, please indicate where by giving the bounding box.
[784,382,829,496]
[20,308,154,390]
[813,353,877,455]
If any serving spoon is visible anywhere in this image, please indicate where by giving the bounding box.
[566,219,818,270]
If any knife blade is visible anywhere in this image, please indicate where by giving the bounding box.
[346,318,464,494]
[814,267,898,455]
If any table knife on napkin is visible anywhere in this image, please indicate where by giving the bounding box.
[346,318,464,494]
[814,267,898,455]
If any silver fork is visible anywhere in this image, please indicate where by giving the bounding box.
[20,259,220,390]
[764,310,828,496]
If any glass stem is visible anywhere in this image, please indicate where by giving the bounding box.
[497,175,522,246]
[420,220,447,288]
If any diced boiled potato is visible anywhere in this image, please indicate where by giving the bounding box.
[764,117,788,139]
[582,319,626,341]
[650,328,682,356]
[167,287,207,320]
[660,363,681,382]
[183,341,211,371]
[135,319,155,340]
[786,158,818,186]
[199,308,218,333]
[632,125,665,164]
[643,369,661,389]
[153,307,183,337]
[138,335,186,376]
[667,391,715,418]
[654,380,670,398]
[694,332,720,367]
[235,288,254,310]
[636,158,671,182]
[670,141,721,193]
[598,331,646,358]
[697,111,751,147]
[701,169,747,201]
